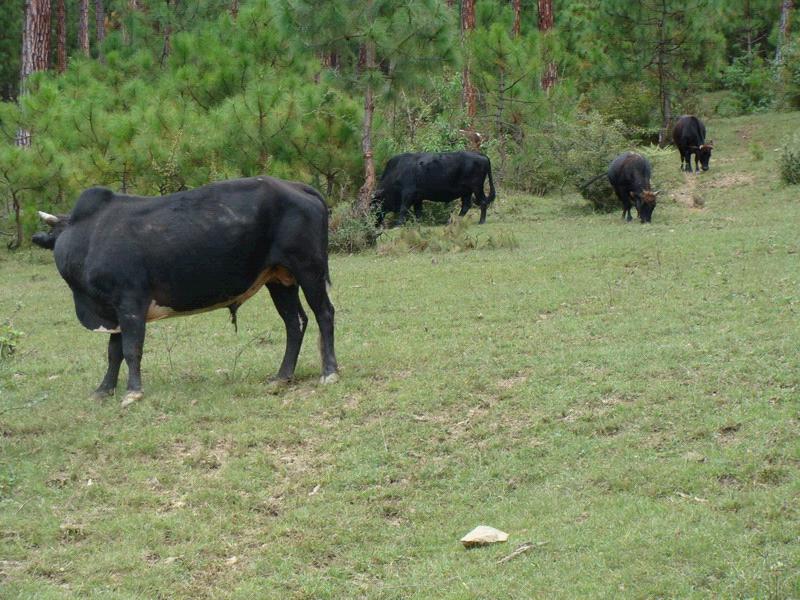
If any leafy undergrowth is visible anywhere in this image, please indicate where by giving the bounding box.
[378,218,519,255]
[1,111,799,599]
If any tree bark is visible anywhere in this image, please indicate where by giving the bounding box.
[56,0,67,72]
[17,0,52,148]
[231,0,239,18]
[14,0,51,247]
[161,0,176,66]
[538,0,557,91]
[357,35,377,212]
[461,0,477,121]
[512,0,521,37]
[79,0,90,56]
[775,0,794,65]
[95,0,106,45]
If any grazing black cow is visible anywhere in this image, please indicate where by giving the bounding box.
[372,151,496,226]
[32,177,339,407]
[672,115,714,173]
[608,152,660,223]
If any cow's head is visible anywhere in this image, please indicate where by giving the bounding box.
[371,188,394,226]
[694,141,714,171]
[630,190,660,223]
[31,211,68,250]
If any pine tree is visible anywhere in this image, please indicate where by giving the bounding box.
[280,0,456,211]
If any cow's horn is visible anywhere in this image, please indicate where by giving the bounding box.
[37,211,60,225]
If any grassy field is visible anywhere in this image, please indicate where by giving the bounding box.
[1,111,799,599]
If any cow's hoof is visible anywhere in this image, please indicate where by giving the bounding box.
[120,391,143,408]
[319,372,340,385]
[91,389,114,402]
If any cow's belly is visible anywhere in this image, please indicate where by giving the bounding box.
[146,265,296,323]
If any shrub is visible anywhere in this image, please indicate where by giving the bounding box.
[378,218,518,255]
[721,54,775,114]
[779,131,800,185]
[328,203,380,254]
[0,319,22,360]
[504,112,628,210]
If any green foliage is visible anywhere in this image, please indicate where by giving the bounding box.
[505,112,628,209]
[722,53,775,114]
[0,315,22,359]
[776,41,800,109]
[779,130,800,185]
[328,204,380,254]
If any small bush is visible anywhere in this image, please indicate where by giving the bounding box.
[722,54,775,114]
[328,204,380,254]
[378,218,518,255]
[504,112,628,210]
[0,320,22,359]
[779,131,800,185]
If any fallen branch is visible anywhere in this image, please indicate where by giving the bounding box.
[496,541,547,564]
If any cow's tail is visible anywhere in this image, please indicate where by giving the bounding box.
[580,172,607,190]
[301,182,333,290]
[486,158,497,205]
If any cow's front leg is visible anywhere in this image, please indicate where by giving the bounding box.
[117,304,147,407]
[267,283,307,382]
[92,333,123,400]
[413,200,424,221]
[683,151,693,172]
[458,194,472,216]
[396,192,415,226]
[297,271,338,384]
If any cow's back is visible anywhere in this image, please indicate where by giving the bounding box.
[57,177,327,314]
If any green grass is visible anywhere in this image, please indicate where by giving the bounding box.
[1,111,799,599]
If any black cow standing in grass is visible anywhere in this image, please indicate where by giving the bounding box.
[32,177,339,407]
[608,152,660,223]
[372,151,496,226]
[672,115,714,172]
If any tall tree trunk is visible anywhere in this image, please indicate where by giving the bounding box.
[124,0,140,45]
[17,0,52,148]
[95,0,106,45]
[230,0,239,18]
[160,0,176,66]
[538,0,557,91]
[56,0,67,72]
[78,0,90,56]
[461,0,477,123]
[656,1,671,146]
[775,0,794,65]
[357,35,377,212]
[14,0,51,248]
[512,0,521,37]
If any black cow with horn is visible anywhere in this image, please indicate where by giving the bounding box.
[32,177,339,407]
[672,115,714,173]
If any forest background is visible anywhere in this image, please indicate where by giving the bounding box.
[1,0,798,249]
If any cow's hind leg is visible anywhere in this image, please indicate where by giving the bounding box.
[458,194,472,217]
[117,302,147,407]
[92,333,123,400]
[296,272,338,384]
[267,283,307,382]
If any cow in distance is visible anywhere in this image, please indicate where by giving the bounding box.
[673,115,714,173]
[371,151,496,226]
[608,152,660,223]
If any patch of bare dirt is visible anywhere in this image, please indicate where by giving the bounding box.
[707,173,755,189]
